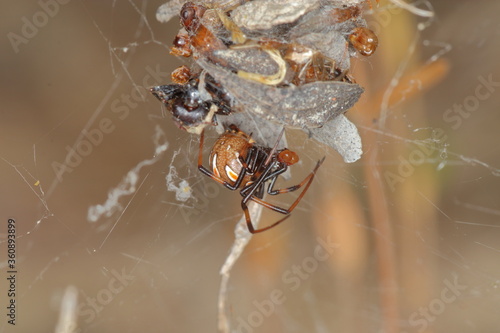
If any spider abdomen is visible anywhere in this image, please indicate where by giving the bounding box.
[209,131,252,186]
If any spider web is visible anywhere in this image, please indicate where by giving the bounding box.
[1,0,500,332]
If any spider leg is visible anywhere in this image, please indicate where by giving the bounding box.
[242,199,291,234]
[260,164,287,184]
[262,127,286,166]
[239,162,286,198]
[267,157,324,196]
[249,156,325,215]
[238,146,259,174]
[240,160,277,204]
[240,157,324,233]
[254,183,265,199]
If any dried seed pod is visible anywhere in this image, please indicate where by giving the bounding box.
[294,31,351,72]
[202,0,248,11]
[309,114,362,163]
[231,0,320,32]
[214,47,282,79]
[217,111,289,153]
[156,0,187,23]
[198,60,363,129]
[214,9,246,44]
[236,48,287,86]
[288,5,361,38]
[219,105,363,163]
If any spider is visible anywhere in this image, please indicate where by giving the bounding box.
[198,124,325,233]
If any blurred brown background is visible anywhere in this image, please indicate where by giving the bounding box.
[1,1,500,332]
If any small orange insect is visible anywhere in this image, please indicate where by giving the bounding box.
[349,27,379,56]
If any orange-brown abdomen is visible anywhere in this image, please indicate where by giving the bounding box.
[209,132,252,186]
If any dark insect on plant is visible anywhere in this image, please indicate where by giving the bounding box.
[150,68,233,134]
[198,124,324,233]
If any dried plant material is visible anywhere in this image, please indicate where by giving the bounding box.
[214,47,282,79]
[203,0,248,11]
[156,0,187,23]
[198,60,363,129]
[215,9,247,43]
[154,0,376,160]
[236,48,287,85]
[288,5,362,38]
[295,31,351,71]
[216,111,288,149]
[310,114,362,163]
[231,0,320,31]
